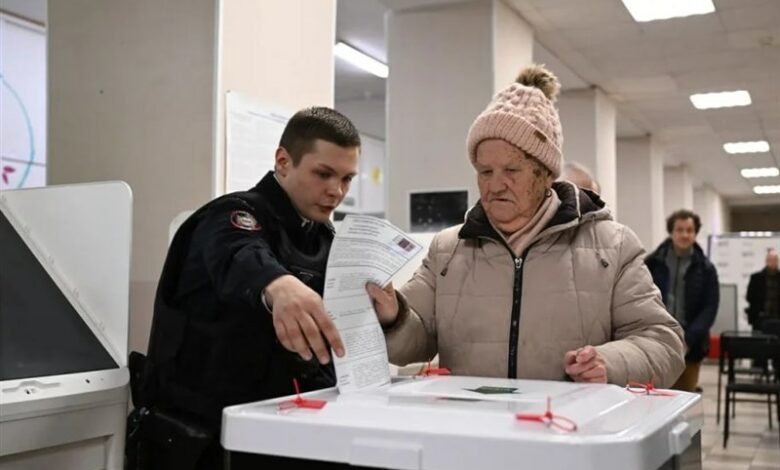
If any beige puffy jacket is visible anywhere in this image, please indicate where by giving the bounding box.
[386,182,685,387]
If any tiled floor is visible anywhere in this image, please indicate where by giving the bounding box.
[697,363,779,469]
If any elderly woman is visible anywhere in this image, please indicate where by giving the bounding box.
[368,65,685,387]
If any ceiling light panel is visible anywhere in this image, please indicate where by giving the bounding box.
[741,167,780,178]
[334,42,388,79]
[753,185,780,194]
[621,0,715,22]
[723,141,770,154]
[690,90,752,110]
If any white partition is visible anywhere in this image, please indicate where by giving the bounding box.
[708,233,780,331]
[0,182,132,469]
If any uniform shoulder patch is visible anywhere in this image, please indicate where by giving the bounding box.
[230,210,261,231]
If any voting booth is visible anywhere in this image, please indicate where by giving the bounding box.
[222,376,703,470]
[0,182,132,469]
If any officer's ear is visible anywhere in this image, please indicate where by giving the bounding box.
[275,147,292,176]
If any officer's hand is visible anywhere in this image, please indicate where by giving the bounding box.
[365,282,399,327]
[264,275,345,364]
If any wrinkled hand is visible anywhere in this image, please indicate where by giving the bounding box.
[365,282,399,327]
[563,345,607,383]
[264,275,345,364]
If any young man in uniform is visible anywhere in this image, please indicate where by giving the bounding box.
[128,107,360,469]
[645,209,719,392]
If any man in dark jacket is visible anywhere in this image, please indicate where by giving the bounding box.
[746,248,780,329]
[646,209,719,392]
[127,107,360,469]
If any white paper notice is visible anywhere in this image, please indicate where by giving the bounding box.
[325,215,422,394]
[225,91,290,193]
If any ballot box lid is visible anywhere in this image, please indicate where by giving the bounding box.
[222,375,703,470]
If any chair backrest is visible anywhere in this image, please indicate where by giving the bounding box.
[725,337,780,381]
[759,318,780,337]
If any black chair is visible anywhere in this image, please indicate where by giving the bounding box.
[722,336,780,448]
[759,318,780,337]
[716,331,773,424]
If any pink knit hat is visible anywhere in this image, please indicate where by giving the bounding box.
[466,64,563,178]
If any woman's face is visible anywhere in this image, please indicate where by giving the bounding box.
[475,139,553,234]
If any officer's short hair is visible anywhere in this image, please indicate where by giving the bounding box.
[279,107,361,165]
[666,209,701,234]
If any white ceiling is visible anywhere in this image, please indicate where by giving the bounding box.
[336,0,780,204]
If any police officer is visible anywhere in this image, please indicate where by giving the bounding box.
[128,107,360,469]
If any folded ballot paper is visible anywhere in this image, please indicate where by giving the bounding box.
[324,215,422,394]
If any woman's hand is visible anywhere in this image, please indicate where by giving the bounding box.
[563,345,607,383]
[366,282,399,327]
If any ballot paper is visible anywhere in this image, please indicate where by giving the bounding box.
[325,215,422,393]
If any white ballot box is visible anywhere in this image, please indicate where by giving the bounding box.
[222,376,703,470]
[0,182,132,469]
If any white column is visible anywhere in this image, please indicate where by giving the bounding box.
[616,136,665,250]
[557,88,617,214]
[694,185,729,254]
[663,165,695,218]
[48,0,336,354]
[385,0,534,230]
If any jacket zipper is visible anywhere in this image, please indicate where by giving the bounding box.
[507,245,534,379]
[474,235,533,379]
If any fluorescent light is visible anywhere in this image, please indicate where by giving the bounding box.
[621,0,715,22]
[690,90,751,109]
[753,185,780,194]
[334,42,388,79]
[723,140,770,154]
[741,167,780,178]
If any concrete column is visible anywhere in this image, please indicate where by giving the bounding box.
[616,136,665,250]
[694,184,729,254]
[48,0,335,354]
[558,87,617,214]
[663,165,695,218]
[385,0,533,230]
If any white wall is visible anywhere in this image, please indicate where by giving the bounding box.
[616,136,665,250]
[558,88,617,213]
[694,184,729,252]
[493,0,533,91]
[386,1,495,230]
[335,97,386,140]
[663,165,694,217]
[385,1,533,230]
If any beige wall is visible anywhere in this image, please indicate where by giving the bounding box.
[215,0,336,194]
[48,0,218,355]
[48,0,336,355]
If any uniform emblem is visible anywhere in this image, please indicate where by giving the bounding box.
[230,210,261,231]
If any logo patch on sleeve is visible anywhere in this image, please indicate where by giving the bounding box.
[230,210,261,231]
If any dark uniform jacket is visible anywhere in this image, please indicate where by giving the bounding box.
[140,171,336,430]
[646,239,719,362]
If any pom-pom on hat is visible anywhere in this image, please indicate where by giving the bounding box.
[466,64,563,178]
